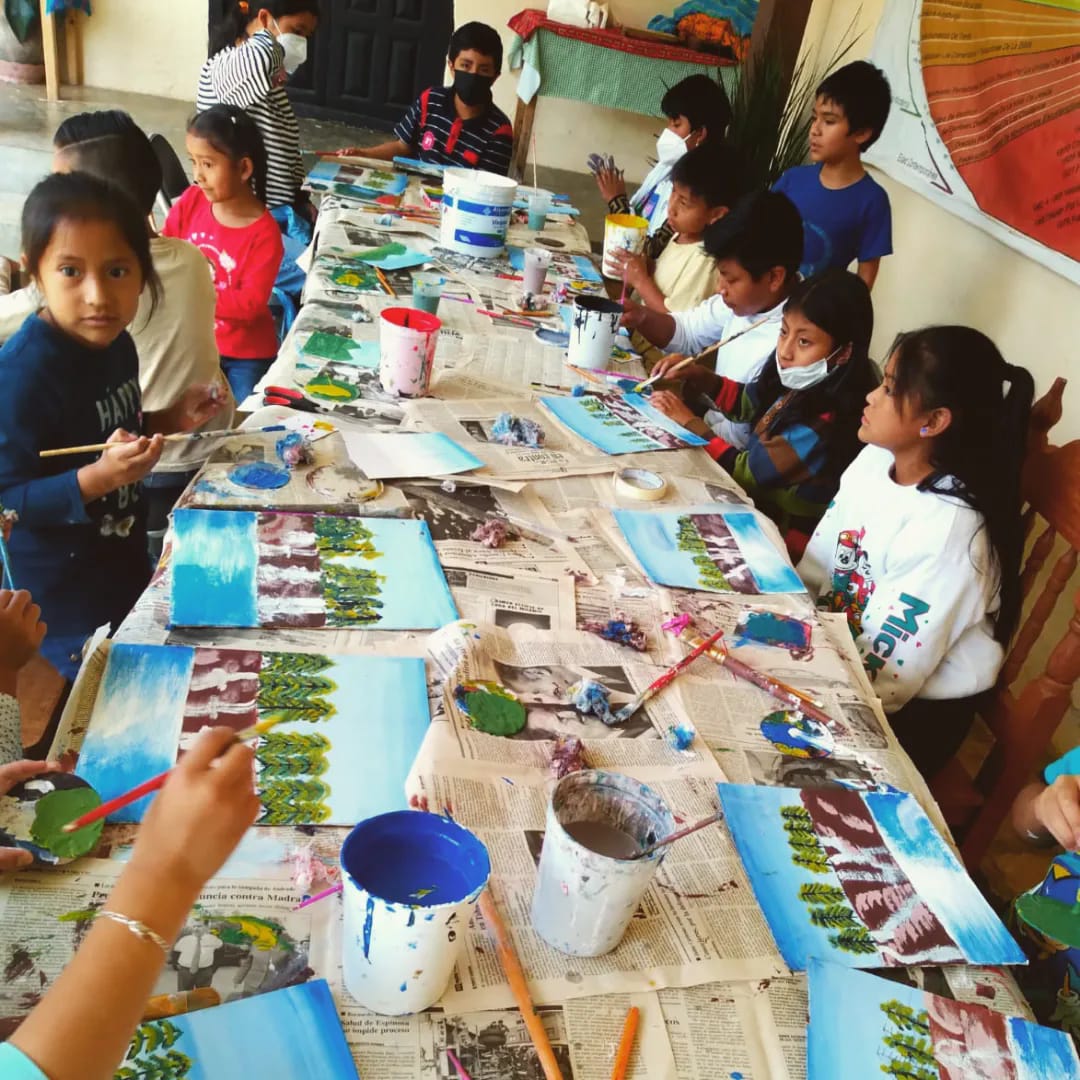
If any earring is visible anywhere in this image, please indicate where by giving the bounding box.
[920,426,929,436]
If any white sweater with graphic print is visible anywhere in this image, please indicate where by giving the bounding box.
[797,445,1004,712]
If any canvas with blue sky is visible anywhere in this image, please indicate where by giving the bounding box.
[542,392,709,455]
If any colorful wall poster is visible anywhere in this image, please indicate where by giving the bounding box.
[541,392,709,455]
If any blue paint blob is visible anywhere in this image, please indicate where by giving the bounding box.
[734,610,813,658]
[666,723,695,751]
[400,982,408,992]
[571,384,586,397]
[341,810,491,908]
[362,896,375,961]
[407,910,415,927]
[228,462,291,490]
[534,327,570,348]
[759,711,834,759]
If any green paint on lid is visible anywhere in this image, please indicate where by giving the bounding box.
[31,788,104,860]
[1015,892,1080,949]
[455,680,527,737]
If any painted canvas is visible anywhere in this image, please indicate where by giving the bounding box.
[300,332,381,369]
[541,392,709,455]
[310,253,416,297]
[170,509,458,630]
[114,980,358,1080]
[340,431,483,479]
[612,506,805,594]
[78,644,431,826]
[306,159,408,202]
[807,960,1080,1080]
[717,783,1027,970]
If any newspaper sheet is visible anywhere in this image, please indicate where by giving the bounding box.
[445,567,577,635]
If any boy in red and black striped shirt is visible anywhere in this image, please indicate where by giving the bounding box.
[347,22,513,175]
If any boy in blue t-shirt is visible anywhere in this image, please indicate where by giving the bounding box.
[773,60,893,289]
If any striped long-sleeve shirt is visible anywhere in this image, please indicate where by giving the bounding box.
[197,30,302,209]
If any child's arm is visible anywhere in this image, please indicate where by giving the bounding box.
[478,122,514,177]
[8,727,260,1080]
[0,590,46,699]
[344,92,425,162]
[212,222,284,324]
[856,190,892,291]
[343,138,411,162]
[856,259,880,290]
[206,34,277,109]
[1013,772,1080,848]
[610,249,665,312]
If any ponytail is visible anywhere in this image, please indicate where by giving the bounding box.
[890,327,1035,647]
[209,0,321,57]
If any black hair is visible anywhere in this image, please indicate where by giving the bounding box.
[749,268,877,476]
[816,60,892,151]
[54,109,140,150]
[209,0,319,58]
[889,326,1035,647]
[55,130,163,217]
[187,104,269,205]
[669,142,744,209]
[21,171,162,313]
[661,73,732,139]
[449,21,503,74]
[703,190,803,279]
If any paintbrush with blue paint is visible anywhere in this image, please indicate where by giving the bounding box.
[0,507,15,589]
[39,425,288,459]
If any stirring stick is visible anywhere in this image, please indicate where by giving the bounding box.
[531,132,539,195]
[610,1005,640,1080]
[292,882,344,911]
[447,1049,474,1080]
[0,530,14,590]
[61,717,282,833]
[632,314,775,393]
[630,811,724,860]
[477,890,563,1080]
[619,266,629,307]
[375,266,397,298]
[39,425,287,459]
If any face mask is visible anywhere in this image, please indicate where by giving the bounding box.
[272,20,308,74]
[453,69,495,107]
[655,127,688,165]
[776,345,843,391]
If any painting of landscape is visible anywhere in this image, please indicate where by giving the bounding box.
[541,392,709,455]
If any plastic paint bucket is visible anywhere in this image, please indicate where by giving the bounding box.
[379,306,440,397]
[411,272,446,315]
[601,213,648,279]
[441,168,518,258]
[567,295,623,371]
[530,769,674,957]
[340,810,490,1015]
[522,248,552,295]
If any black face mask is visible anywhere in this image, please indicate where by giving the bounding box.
[453,69,495,107]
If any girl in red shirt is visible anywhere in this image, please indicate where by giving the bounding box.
[164,104,284,405]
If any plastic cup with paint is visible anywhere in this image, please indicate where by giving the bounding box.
[527,191,551,231]
[567,294,623,371]
[530,769,674,957]
[411,272,445,316]
[601,213,648,279]
[340,810,490,1015]
[522,248,552,296]
[379,306,441,397]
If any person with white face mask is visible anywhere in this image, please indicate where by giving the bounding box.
[596,73,732,262]
[198,2,320,213]
[649,269,878,561]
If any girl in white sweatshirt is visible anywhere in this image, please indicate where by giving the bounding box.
[798,326,1034,777]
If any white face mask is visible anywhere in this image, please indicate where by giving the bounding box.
[776,345,843,391]
[272,19,308,74]
[655,127,688,165]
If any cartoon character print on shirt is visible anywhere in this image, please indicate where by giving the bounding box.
[92,375,141,540]
[187,235,237,336]
[823,527,874,633]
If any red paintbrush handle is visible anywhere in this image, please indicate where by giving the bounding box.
[64,768,172,833]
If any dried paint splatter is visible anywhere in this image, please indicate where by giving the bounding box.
[4,946,33,982]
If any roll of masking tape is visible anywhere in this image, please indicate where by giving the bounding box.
[614,468,668,501]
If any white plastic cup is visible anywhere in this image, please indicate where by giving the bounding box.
[379,306,440,397]
[531,770,674,957]
[567,295,623,370]
[341,810,491,1015]
[602,213,648,279]
[441,168,518,258]
[522,248,552,295]
[527,191,551,231]
[411,272,445,315]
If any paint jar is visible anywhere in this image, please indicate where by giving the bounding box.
[527,191,551,231]
[567,295,623,371]
[341,810,490,1015]
[601,213,648,279]
[441,168,518,258]
[531,769,674,957]
[522,248,552,296]
[411,272,446,316]
[379,306,440,397]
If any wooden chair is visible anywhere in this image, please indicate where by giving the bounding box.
[931,377,1080,869]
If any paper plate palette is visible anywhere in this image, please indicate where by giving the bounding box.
[0,771,102,867]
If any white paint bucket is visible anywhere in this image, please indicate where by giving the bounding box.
[530,769,674,957]
[379,306,440,396]
[441,168,518,258]
[567,295,622,370]
[601,213,648,279]
[340,810,490,1015]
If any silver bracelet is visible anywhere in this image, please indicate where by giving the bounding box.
[94,909,170,954]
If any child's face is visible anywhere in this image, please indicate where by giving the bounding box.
[809,95,869,163]
[186,133,252,204]
[714,258,785,318]
[859,352,923,449]
[666,181,726,238]
[776,309,841,372]
[449,48,498,79]
[32,217,143,350]
[272,11,318,37]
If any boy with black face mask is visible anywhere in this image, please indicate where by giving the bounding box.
[344,22,513,175]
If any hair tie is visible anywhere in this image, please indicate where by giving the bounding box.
[238,0,249,13]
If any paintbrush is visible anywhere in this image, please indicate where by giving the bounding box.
[61,717,282,833]
[0,530,14,590]
[293,882,344,911]
[375,266,397,298]
[611,628,724,725]
[39,425,287,459]
[630,810,724,860]
[531,131,540,195]
[478,890,563,1080]
[610,1005,640,1080]
[632,314,775,393]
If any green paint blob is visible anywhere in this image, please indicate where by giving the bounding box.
[30,788,104,859]
[304,377,360,402]
[456,681,527,736]
[1015,892,1080,948]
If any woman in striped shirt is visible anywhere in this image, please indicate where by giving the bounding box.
[199,1,320,213]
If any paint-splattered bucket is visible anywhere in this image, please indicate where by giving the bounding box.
[340,810,490,1014]
[601,213,648,278]
[567,295,622,371]
[379,307,440,397]
[441,168,518,258]
[530,769,674,956]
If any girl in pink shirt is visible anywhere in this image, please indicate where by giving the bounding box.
[164,104,283,405]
